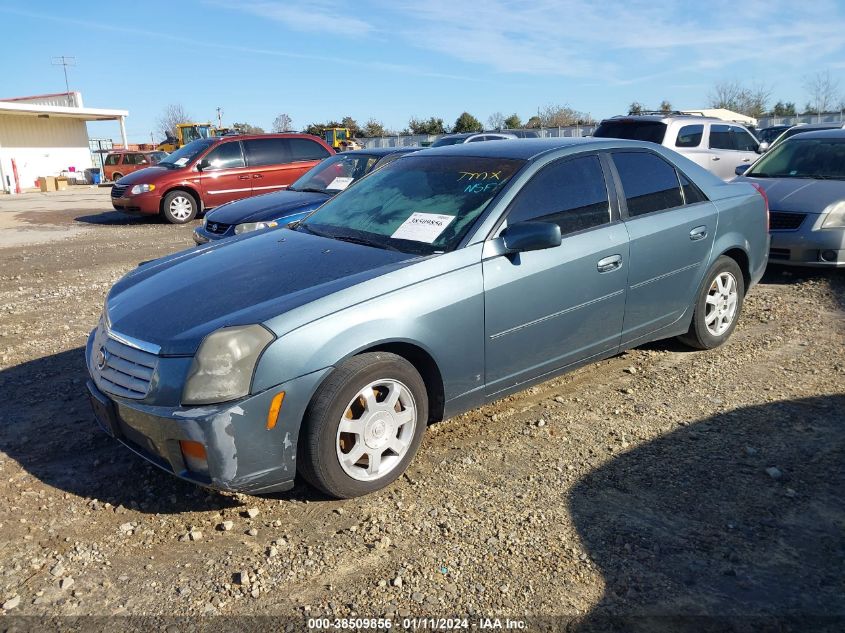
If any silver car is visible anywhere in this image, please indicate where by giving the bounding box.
[430,132,517,147]
[735,128,845,267]
[594,113,764,180]
[86,139,768,498]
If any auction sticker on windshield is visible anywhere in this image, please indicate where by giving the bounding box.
[391,212,455,243]
[327,176,354,191]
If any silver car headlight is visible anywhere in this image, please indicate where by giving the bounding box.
[130,184,156,195]
[821,201,845,229]
[234,220,279,235]
[182,325,274,405]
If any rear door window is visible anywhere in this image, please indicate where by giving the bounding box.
[243,138,292,167]
[675,125,703,148]
[709,125,734,150]
[679,172,708,204]
[612,152,684,217]
[593,120,667,144]
[289,138,331,162]
[506,155,610,236]
[203,141,245,170]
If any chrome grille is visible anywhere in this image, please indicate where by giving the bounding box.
[769,211,806,231]
[206,221,230,235]
[111,184,129,198]
[91,326,158,399]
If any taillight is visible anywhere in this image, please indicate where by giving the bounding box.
[750,182,769,232]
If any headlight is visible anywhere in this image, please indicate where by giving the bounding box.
[182,325,274,405]
[234,221,278,235]
[821,201,845,229]
[130,184,155,195]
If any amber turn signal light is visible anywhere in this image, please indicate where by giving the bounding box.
[266,391,285,430]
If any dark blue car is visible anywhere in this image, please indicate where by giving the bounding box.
[193,147,418,244]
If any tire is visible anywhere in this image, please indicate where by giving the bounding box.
[112,173,123,182]
[298,352,428,498]
[162,190,198,224]
[678,255,745,350]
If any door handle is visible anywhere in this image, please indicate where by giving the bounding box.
[238,175,250,180]
[711,156,720,161]
[597,255,622,273]
[690,226,708,241]
[252,174,263,179]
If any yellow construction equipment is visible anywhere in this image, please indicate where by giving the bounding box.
[157,123,217,152]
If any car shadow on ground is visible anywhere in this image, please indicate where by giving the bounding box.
[74,211,160,226]
[568,394,845,632]
[0,347,242,514]
[0,346,332,512]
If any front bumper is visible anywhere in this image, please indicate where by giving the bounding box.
[111,194,160,215]
[193,225,233,245]
[85,332,332,494]
[769,225,845,267]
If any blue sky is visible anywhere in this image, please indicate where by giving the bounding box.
[1,0,844,144]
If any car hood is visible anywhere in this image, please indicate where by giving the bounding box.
[115,166,177,184]
[106,229,418,355]
[738,176,845,213]
[206,190,329,224]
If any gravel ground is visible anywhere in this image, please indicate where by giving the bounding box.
[0,190,843,626]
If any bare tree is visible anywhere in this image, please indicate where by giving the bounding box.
[272,113,293,133]
[628,101,644,115]
[804,70,840,115]
[538,104,593,127]
[157,104,192,139]
[660,100,673,114]
[709,81,771,118]
[487,112,505,130]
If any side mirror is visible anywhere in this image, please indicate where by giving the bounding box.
[501,221,562,253]
[756,142,769,154]
[196,159,208,171]
[735,164,751,176]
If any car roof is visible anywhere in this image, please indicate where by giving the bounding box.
[339,147,418,157]
[790,122,845,130]
[416,137,647,160]
[786,128,845,140]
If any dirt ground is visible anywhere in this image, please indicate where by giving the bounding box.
[0,188,842,628]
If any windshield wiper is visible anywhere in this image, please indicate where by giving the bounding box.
[331,234,401,252]
[294,223,330,238]
[813,175,845,180]
[295,187,328,194]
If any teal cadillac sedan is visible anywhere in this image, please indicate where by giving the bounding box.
[86,138,769,498]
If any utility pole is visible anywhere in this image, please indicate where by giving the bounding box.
[216,107,223,128]
[51,56,76,105]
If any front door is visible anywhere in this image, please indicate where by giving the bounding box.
[483,154,628,395]
[198,140,251,208]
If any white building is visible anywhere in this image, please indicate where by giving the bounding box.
[0,92,128,193]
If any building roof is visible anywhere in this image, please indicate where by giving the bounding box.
[681,108,757,126]
[0,92,127,121]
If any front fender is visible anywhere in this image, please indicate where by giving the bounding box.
[252,249,486,404]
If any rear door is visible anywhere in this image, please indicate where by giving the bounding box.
[198,140,250,207]
[483,153,628,394]
[243,137,330,194]
[707,124,760,179]
[610,150,717,346]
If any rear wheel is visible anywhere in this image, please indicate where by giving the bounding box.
[679,256,745,350]
[162,190,198,224]
[298,352,428,498]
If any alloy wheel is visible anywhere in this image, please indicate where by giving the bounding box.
[704,272,738,336]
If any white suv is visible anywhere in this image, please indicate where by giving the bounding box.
[593,114,763,180]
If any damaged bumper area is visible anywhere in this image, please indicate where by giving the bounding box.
[85,334,331,494]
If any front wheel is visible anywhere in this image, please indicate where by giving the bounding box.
[162,190,198,224]
[298,352,428,498]
[679,256,745,350]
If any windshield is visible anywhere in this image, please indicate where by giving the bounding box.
[430,136,468,147]
[747,138,845,179]
[593,120,667,144]
[158,139,215,168]
[290,153,381,194]
[298,155,525,254]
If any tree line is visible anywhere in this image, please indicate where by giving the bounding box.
[156,70,842,141]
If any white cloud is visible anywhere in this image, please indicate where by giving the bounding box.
[212,0,374,37]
